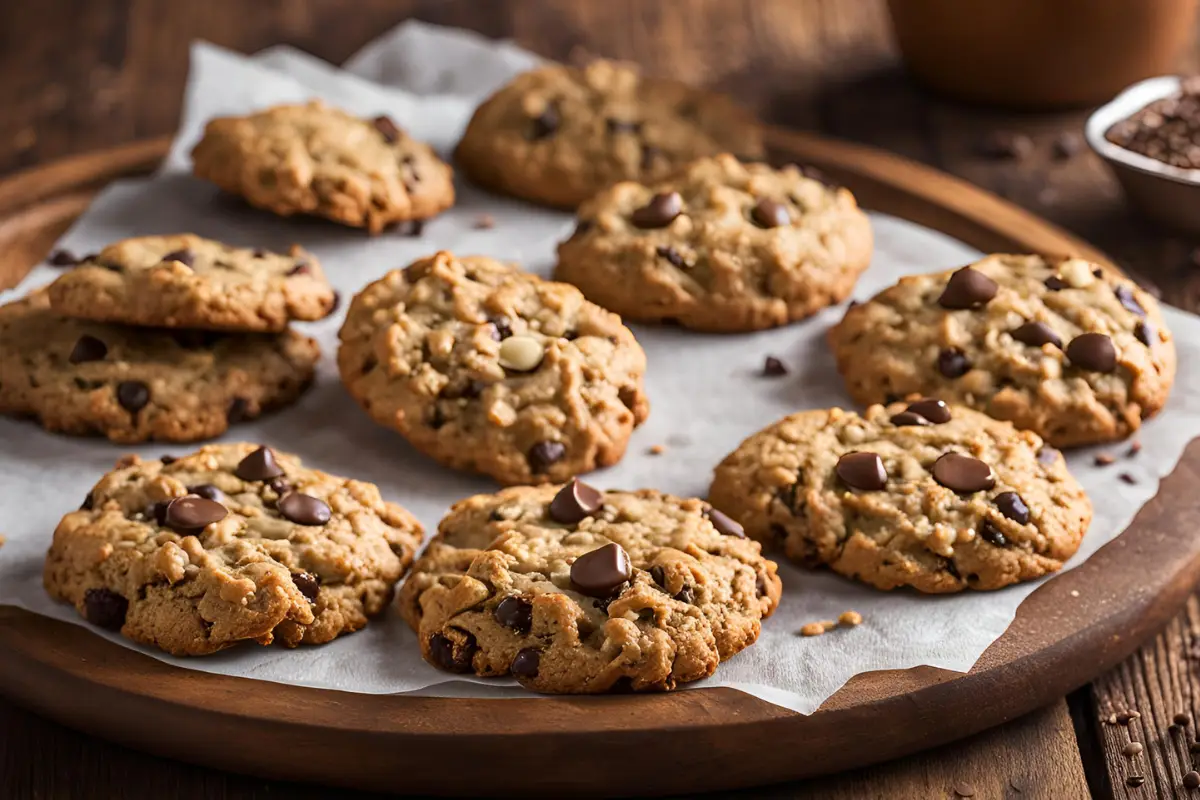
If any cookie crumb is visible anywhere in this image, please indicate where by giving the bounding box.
[1070,589,1080,598]
[800,622,826,637]
[838,610,863,627]
[1128,440,1143,457]
[1119,472,1138,485]
[648,444,666,456]
[763,356,788,376]
[953,782,976,798]
[1094,452,1116,466]
[474,214,495,230]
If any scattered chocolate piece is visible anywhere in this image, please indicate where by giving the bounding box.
[836,452,887,491]
[529,105,559,140]
[160,455,176,465]
[1128,441,1143,457]
[1066,333,1117,373]
[277,493,332,526]
[995,492,1030,524]
[1044,275,1068,291]
[115,381,150,414]
[1185,771,1200,789]
[428,632,477,672]
[1051,131,1085,160]
[1037,447,1061,465]
[81,492,94,511]
[937,348,971,378]
[292,571,320,601]
[82,587,128,630]
[953,782,976,798]
[68,335,108,364]
[1135,320,1155,347]
[751,198,791,228]
[906,398,952,424]
[510,648,541,678]
[494,596,533,634]
[527,441,565,474]
[631,191,683,229]
[570,542,632,597]
[488,316,513,341]
[763,356,788,376]
[235,446,284,481]
[975,130,1033,160]
[1119,473,1138,485]
[329,290,342,313]
[164,494,228,533]
[1177,712,1193,726]
[1123,741,1144,757]
[267,476,291,496]
[161,249,195,268]
[656,245,688,269]
[549,478,604,524]
[1094,453,1116,467]
[47,249,78,267]
[286,262,311,276]
[372,115,400,143]
[1115,285,1147,316]
[187,484,226,503]
[980,521,1008,547]
[1011,321,1062,348]
[707,507,746,538]
[932,453,996,493]
[473,214,495,230]
[890,411,929,427]
[227,397,250,424]
[938,267,998,309]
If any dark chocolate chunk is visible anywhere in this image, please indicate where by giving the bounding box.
[164,494,228,532]
[234,446,284,481]
[529,105,559,139]
[890,411,929,427]
[115,381,149,414]
[631,191,683,229]
[750,198,791,229]
[994,491,1030,524]
[68,335,108,364]
[510,648,541,678]
[980,521,1008,547]
[1011,321,1062,348]
[47,249,78,267]
[227,397,250,424]
[83,587,128,630]
[428,632,477,673]
[938,267,998,309]
[1135,320,1155,347]
[372,115,400,143]
[549,478,604,524]
[570,543,632,597]
[187,484,226,503]
[494,596,533,634]
[707,507,746,538]
[277,492,332,526]
[763,356,788,376]
[1044,275,1067,291]
[937,348,971,378]
[1115,285,1146,316]
[1066,332,1117,372]
[906,398,952,424]
[836,452,887,491]
[292,571,321,601]
[527,441,565,474]
[932,453,996,493]
[656,245,687,269]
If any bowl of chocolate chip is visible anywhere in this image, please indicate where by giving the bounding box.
[1088,75,1200,234]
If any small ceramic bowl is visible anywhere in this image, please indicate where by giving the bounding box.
[1086,75,1200,235]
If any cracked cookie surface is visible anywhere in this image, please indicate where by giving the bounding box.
[554,155,873,331]
[337,251,649,485]
[708,403,1091,593]
[398,482,781,693]
[191,100,454,233]
[46,234,336,332]
[455,60,764,209]
[828,254,1175,447]
[44,443,424,656]
[0,291,319,443]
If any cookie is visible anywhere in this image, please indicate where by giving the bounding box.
[827,254,1175,447]
[397,481,781,693]
[0,291,319,443]
[554,155,873,331]
[454,59,764,209]
[708,402,1091,593]
[46,234,336,333]
[44,443,424,655]
[191,100,454,234]
[337,251,649,485]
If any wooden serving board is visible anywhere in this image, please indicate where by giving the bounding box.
[1,128,1196,797]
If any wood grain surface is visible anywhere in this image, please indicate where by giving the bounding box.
[2,0,1200,798]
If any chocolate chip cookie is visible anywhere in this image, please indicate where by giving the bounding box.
[0,291,319,443]
[827,254,1175,447]
[454,59,764,209]
[337,251,649,485]
[554,155,873,331]
[44,443,424,655]
[191,100,454,234]
[46,234,336,332]
[398,480,781,693]
[708,402,1091,593]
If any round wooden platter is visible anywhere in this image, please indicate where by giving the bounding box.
[1,129,1196,797]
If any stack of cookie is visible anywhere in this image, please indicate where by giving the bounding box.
[0,233,334,442]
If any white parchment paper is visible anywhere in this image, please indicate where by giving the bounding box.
[3,22,1200,714]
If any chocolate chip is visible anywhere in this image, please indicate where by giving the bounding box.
[267,476,291,496]
[292,571,321,602]
[1011,321,1062,348]
[527,441,565,474]
[937,348,971,378]
[763,356,788,376]
[428,632,476,672]
[938,267,998,309]
[751,198,791,228]
[656,245,687,268]
[1066,333,1117,372]
[160,455,176,465]
[1119,472,1138,485]
[227,397,250,424]
[980,521,1008,547]
[1094,452,1116,466]
[606,118,641,134]
[372,115,400,143]
[906,398,952,424]
[1115,285,1146,316]
[488,316,513,341]
[650,565,667,588]
[48,249,78,267]
[171,330,222,350]
[1044,276,1067,291]
[510,648,541,678]
[1135,320,1155,347]
[975,130,1033,160]
[329,290,342,313]
[287,262,311,276]
[161,249,194,267]
[995,491,1030,524]
[932,453,996,493]
[890,411,929,427]
[570,543,632,597]
[573,219,594,238]
[146,501,169,526]
[164,494,228,532]
[755,573,768,597]
[529,105,559,139]
[494,596,533,634]
[68,335,108,364]
[674,585,695,604]
[707,508,746,538]
[278,493,331,526]
[82,588,127,630]
[1037,446,1060,464]
[187,484,226,503]
[549,478,603,524]
[81,492,94,510]
[115,381,149,414]
[836,452,887,491]
[631,192,683,229]
[234,446,283,481]
[640,144,661,170]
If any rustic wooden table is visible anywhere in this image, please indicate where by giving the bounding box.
[2,1,1200,797]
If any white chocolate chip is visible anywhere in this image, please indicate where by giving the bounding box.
[1060,258,1095,288]
[498,335,545,372]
